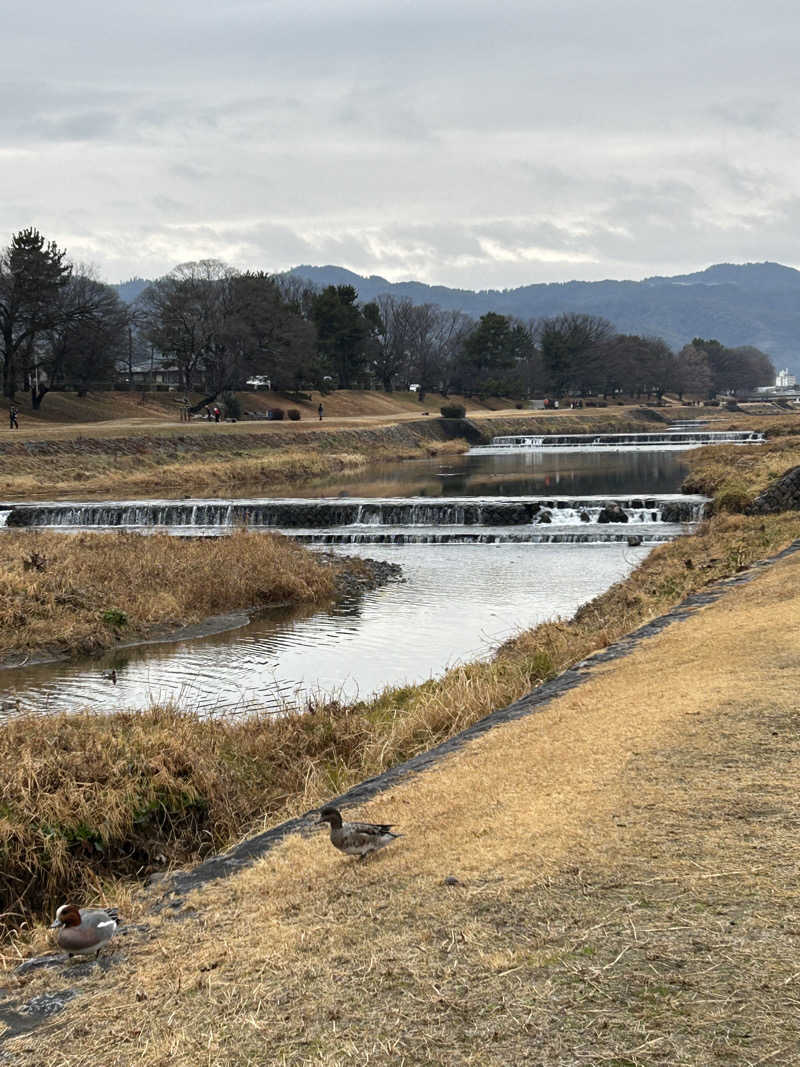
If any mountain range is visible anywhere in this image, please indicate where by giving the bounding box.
[286,262,800,374]
[115,262,800,375]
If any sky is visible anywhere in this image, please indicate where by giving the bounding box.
[3,0,800,289]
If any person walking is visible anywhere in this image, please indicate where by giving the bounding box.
[8,405,18,430]
[213,405,221,423]
[318,402,324,421]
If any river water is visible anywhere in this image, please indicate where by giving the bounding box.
[0,448,692,718]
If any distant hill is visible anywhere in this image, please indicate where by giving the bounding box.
[115,277,151,303]
[287,262,800,374]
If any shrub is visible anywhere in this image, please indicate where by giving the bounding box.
[268,407,285,420]
[222,391,241,419]
[714,487,754,514]
[102,609,128,628]
[287,409,301,421]
[440,404,466,418]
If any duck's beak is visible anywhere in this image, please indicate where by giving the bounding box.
[49,919,63,929]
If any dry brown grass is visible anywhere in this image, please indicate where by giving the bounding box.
[6,387,511,427]
[0,407,661,499]
[0,448,374,498]
[5,544,800,1064]
[0,440,468,499]
[0,529,338,660]
[0,512,796,945]
[683,434,800,511]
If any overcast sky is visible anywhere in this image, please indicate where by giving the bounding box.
[2,0,799,288]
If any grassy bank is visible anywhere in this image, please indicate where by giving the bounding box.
[683,419,800,510]
[0,529,344,662]
[1,420,798,939]
[10,544,799,1065]
[0,409,661,499]
[1,511,797,939]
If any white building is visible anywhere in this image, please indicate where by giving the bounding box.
[776,368,797,388]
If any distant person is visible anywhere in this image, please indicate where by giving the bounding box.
[213,406,221,423]
[8,405,18,430]
[205,405,212,421]
[318,402,324,421]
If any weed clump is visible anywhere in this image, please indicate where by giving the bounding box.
[0,530,339,660]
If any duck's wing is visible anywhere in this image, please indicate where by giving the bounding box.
[79,908,119,933]
[347,820,397,838]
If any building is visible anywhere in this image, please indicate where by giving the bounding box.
[776,368,797,388]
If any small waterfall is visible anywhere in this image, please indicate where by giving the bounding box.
[471,430,765,453]
[290,528,677,545]
[3,494,708,542]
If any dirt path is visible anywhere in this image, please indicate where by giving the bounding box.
[0,402,653,443]
[5,542,800,1064]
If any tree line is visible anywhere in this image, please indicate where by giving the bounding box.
[0,229,777,408]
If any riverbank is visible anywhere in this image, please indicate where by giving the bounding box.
[0,530,395,664]
[683,423,800,510]
[0,510,796,942]
[0,408,665,499]
[4,520,800,1064]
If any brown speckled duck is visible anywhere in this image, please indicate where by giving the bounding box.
[317,806,401,860]
[50,904,119,957]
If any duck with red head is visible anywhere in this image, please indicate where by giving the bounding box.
[50,904,119,957]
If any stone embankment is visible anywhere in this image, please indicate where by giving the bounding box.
[747,463,800,513]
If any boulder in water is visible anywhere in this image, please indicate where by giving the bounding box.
[626,534,643,547]
[597,503,629,524]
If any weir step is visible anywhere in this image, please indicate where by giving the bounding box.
[471,430,764,452]
[1,495,709,531]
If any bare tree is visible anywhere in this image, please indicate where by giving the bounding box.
[138,260,231,393]
[34,273,128,407]
[536,313,614,397]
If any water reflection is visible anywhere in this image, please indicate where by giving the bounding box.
[283,450,689,499]
[0,542,649,718]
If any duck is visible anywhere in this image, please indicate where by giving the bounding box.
[49,904,120,957]
[317,806,401,860]
[101,669,117,685]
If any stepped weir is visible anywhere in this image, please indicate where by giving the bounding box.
[0,494,708,545]
[470,430,764,453]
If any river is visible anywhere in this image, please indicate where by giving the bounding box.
[0,446,696,717]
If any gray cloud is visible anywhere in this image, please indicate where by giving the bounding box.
[1,1,799,286]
